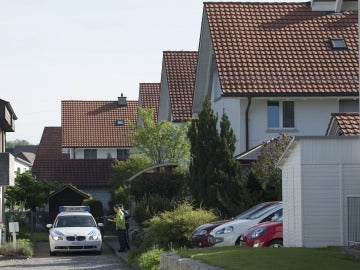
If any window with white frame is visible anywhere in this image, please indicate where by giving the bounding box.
[267,101,295,129]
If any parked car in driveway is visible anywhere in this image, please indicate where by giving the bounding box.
[240,216,283,247]
[190,201,278,248]
[46,206,103,256]
[208,202,282,247]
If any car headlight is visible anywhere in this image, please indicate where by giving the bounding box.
[51,235,63,241]
[215,226,234,235]
[89,235,100,240]
[250,227,267,239]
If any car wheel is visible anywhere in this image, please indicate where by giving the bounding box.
[267,239,283,248]
[49,250,56,256]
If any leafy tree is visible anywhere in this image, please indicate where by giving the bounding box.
[5,171,60,212]
[133,108,190,165]
[109,154,152,190]
[6,139,32,149]
[250,133,292,200]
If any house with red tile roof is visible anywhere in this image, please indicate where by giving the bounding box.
[192,1,358,156]
[325,112,360,136]
[61,96,138,160]
[138,83,160,122]
[158,51,198,124]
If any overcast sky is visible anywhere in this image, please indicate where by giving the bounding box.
[1,0,308,145]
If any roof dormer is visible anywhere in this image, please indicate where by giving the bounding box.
[311,0,358,12]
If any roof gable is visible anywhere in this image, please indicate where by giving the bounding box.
[62,100,138,147]
[204,2,358,97]
[163,51,198,121]
[326,112,360,136]
[139,83,160,122]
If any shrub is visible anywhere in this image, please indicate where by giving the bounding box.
[134,248,164,270]
[130,173,186,200]
[113,185,131,209]
[83,198,104,222]
[133,194,172,225]
[143,202,218,249]
[0,238,34,258]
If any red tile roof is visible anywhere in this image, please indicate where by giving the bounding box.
[204,2,358,96]
[32,127,112,187]
[62,100,138,147]
[327,112,360,136]
[139,83,160,122]
[163,51,198,121]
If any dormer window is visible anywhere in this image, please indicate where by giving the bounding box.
[329,38,347,49]
[116,119,124,126]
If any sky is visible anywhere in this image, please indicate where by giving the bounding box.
[0,0,308,145]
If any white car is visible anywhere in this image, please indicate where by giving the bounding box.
[46,206,103,256]
[208,202,283,247]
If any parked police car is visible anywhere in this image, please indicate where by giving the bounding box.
[46,206,103,256]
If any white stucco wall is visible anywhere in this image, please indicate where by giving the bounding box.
[158,59,171,122]
[210,96,344,155]
[280,141,303,247]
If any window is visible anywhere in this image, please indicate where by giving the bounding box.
[329,38,347,49]
[116,119,124,126]
[84,149,97,159]
[267,101,295,129]
[267,101,279,128]
[117,149,129,160]
[283,101,294,128]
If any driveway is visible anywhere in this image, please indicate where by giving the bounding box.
[0,240,134,270]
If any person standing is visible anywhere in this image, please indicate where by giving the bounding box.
[108,204,127,252]
[120,204,131,250]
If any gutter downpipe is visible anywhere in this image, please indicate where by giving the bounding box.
[245,96,252,151]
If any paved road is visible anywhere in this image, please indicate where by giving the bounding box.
[0,240,134,270]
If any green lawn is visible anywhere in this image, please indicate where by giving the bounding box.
[179,246,360,270]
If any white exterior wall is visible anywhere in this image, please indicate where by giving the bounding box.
[158,59,171,121]
[14,159,31,176]
[279,137,360,247]
[68,148,130,159]
[281,141,303,247]
[83,187,112,211]
[209,96,340,155]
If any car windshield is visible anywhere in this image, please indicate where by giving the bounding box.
[54,215,96,227]
[234,202,274,220]
[248,203,281,220]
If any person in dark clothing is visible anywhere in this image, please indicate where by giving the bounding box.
[120,204,131,250]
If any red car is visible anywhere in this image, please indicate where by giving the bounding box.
[240,217,283,247]
[190,202,278,248]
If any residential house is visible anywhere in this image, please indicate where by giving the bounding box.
[33,97,138,209]
[61,96,138,160]
[138,83,160,123]
[0,99,17,244]
[7,145,37,176]
[192,1,358,156]
[158,51,198,125]
[325,112,360,136]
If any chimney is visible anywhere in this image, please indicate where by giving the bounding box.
[117,94,127,107]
